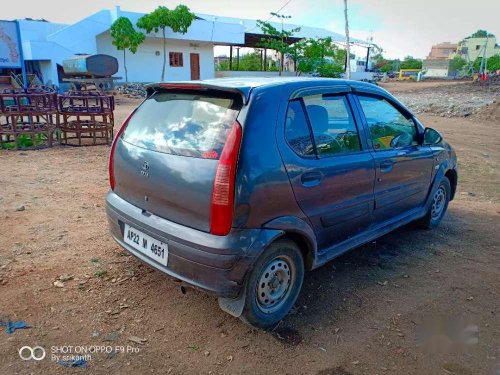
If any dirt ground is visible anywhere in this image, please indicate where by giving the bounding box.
[0,82,499,375]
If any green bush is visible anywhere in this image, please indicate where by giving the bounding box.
[0,134,46,150]
[473,54,500,72]
[317,63,344,78]
[400,56,422,70]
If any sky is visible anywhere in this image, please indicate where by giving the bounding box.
[3,0,500,59]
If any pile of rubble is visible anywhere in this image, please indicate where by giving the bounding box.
[397,82,500,117]
[116,83,147,98]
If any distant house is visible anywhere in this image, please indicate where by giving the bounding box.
[1,7,368,87]
[426,42,457,60]
[456,36,500,62]
[423,42,457,77]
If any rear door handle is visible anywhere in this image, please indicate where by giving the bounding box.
[301,171,322,187]
[380,161,394,173]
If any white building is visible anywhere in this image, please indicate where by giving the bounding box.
[4,7,369,86]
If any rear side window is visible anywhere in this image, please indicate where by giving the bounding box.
[285,100,315,157]
[122,91,242,159]
[303,94,361,157]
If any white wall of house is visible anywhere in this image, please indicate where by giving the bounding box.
[425,68,449,77]
[97,32,215,82]
[46,10,111,55]
[17,20,69,85]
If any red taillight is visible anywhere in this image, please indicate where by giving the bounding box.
[109,110,136,191]
[210,121,242,236]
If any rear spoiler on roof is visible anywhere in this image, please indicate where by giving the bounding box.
[145,82,250,104]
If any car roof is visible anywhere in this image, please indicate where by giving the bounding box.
[146,77,386,104]
[171,77,379,90]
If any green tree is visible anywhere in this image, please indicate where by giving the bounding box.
[137,5,195,81]
[215,59,229,71]
[294,37,347,76]
[110,17,145,83]
[466,30,495,39]
[473,54,500,72]
[215,52,263,71]
[238,52,262,71]
[317,63,344,78]
[487,55,500,71]
[256,13,300,75]
[373,57,401,73]
[449,55,467,74]
[400,56,422,69]
[374,57,390,72]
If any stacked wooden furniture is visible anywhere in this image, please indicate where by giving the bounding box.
[58,91,115,146]
[0,87,59,149]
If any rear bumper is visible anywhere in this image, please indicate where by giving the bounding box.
[105,191,282,298]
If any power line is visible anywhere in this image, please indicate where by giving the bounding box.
[247,0,293,32]
[274,0,293,16]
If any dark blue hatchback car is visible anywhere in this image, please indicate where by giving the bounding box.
[106,77,457,328]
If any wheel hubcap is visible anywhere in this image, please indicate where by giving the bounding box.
[431,186,446,220]
[256,256,294,314]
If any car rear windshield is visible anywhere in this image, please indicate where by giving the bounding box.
[121,90,243,159]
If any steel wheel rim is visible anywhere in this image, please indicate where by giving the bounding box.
[431,185,446,220]
[256,255,295,314]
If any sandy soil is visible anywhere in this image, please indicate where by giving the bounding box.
[0,84,499,375]
[379,81,500,118]
[378,80,469,93]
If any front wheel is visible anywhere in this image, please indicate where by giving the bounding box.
[417,176,451,229]
[240,239,304,329]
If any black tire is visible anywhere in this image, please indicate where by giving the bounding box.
[417,176,451,229]
[239,239,304,329]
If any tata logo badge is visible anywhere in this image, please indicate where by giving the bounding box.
[140,161,150,178]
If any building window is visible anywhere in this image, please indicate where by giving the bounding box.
[476,45,480,50]
[169,52,183,67]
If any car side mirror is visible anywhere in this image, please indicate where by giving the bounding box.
[423,127,443,145]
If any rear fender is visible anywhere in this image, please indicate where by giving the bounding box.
[263,215,318,270]
[219,216,316,317]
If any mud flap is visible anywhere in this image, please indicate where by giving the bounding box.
[218,288,246,317]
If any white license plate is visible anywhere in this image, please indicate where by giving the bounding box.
[123,224,168,267]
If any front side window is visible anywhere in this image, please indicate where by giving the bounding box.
[285,100,315,157]
[303,94,361,157]
[357,95,417,150]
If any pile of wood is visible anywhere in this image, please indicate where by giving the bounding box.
[0,87,115,149]
[0,87,59,149]
[58,91,115,146]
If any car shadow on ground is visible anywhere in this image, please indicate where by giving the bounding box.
[123,206,476,346]
[271,211,466,344]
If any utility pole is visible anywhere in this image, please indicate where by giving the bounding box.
[479,36,489,76]
[344,0,351,79]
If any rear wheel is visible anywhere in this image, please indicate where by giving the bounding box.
[417,176,451,229]
[240,239,304,329]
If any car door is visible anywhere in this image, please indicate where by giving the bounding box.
[354,94,434,222]
[278,90,376,251]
